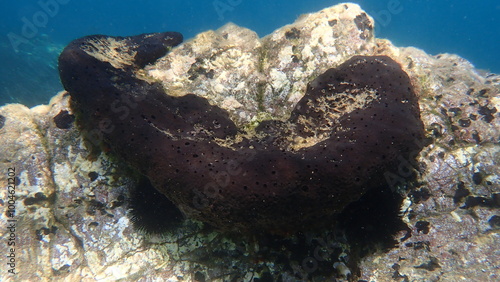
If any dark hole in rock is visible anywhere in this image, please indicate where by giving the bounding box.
[415,221,430,234]
[53,264,71,276]
[458,118,471,127]
[461,194,500,209]
[53,110,75,129]
[410,188,431,204]
[472,131,481,143]
[478,105,496,123]
[254,272,274,282]
[478,89,488,96]
[86,199,108,216]
[354,13,372,32]
[428,123,442,137]
[391,263,408,280]
[0,114,5,129]
[88,171,99,181]
[35,226,57,241]
[24,192,49,206]
[205,69,215,79]
[488,215,500,228]
[285,27,301,39]
[110,195,125,209]
[448,107,461,116]
[194,271,206,282]
[472,172,483,185]
[405,241,430,251]
[453,181,470,204]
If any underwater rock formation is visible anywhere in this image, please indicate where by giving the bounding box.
[59,28,424,232]
[0,3,498,281]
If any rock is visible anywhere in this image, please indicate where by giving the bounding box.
[149,4,376,126]
[0,3,498,281]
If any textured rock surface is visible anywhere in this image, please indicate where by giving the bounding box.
[0,3,499,281]
[149,4,376,126]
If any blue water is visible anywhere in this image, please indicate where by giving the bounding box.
[0,0,498,107]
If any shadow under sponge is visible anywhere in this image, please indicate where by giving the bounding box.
[58,32,425,233]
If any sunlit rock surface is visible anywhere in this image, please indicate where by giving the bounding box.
[148,4,376,126]
[0,3,498,281]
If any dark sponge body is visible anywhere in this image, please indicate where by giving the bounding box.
[59,32,425,233]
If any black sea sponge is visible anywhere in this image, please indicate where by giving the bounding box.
[58,32,425,234]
